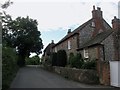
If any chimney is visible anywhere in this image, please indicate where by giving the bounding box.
[92,6,103,19]
[67,29,71,34]
[51,40,54,44]
[112,16,120,30]
[92,6,105,37]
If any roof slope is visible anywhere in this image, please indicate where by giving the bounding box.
[53,18,93,47]
[79,30,113,49]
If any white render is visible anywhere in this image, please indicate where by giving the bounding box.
[109,61,120,87]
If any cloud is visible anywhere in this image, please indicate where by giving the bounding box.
[5,1,118,32]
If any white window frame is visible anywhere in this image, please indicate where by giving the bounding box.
[84,49,89,58]
[55,47,57,52]
[91,22,95,27]
[68,40,71,50]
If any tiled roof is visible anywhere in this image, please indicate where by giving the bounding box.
[52,18,93,48]
[78,30,113,50]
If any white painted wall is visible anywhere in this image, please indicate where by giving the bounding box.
[109,61,120,87]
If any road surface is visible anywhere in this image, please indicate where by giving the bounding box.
[10,65,112,88]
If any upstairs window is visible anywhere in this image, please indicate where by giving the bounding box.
[91,22,95,27]
[84,49,89,58]
[68,40,71,50]
[55,47,57,52]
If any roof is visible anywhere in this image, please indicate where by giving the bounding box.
[52,18,93,48]
[44,43,54,52]
[78,30,113,50]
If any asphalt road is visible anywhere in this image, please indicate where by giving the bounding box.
[10,65,112,88]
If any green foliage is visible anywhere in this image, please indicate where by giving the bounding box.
[51,52,57,66]
[57,50,67,67]
[2,47,19,90]
[69,53,84,69]
[68,52,74,65]
[69,53,96,70]
[25,55,40,65]
[1,0,13,9]
[81,59,96,70]
[2,15,43,66]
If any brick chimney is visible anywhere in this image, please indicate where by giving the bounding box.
[112,16,120,61]
[92,6,105,37]
[112,16,120,30]
[67,29,71,34]
[51,40,54,44]
[92,5,103,19]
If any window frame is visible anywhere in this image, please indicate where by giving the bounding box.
[68,40,71,50]
[83,48,89,58]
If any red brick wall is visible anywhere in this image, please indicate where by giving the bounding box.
[96,46,110,85]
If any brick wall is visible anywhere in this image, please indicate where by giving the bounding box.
[96,46,110,85]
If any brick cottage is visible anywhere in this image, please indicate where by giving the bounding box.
[43,6,120,85]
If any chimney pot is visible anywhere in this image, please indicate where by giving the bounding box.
[51,40,54,44]
[68,29,71,34]
[97,7,101,11]
[93,5,95,10]
[112,16,120,29]
[92,6,103,19]
[114,16,117,19]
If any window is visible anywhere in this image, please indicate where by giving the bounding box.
[91,22,95,27]
[68,40,71,50]
[55,47,57,52]
[84,49,89,58]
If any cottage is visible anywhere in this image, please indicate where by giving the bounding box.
[43,6,120,85]
[52,6,112,58]
[43,40,55,62]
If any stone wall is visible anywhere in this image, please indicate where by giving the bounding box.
[42,65,99,84]
[52,34,79,60]
[101,33,115,61]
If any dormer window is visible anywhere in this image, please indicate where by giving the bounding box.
[91,22,95,27]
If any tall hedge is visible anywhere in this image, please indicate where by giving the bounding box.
[57,50,67,67]
[2,47,19,90]
[51,52,57,66]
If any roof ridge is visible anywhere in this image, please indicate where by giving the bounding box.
[53,18,93,47]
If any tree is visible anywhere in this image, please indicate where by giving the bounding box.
[1,0,13,9]
[25,55,40,65]
[2,16,43,66]
[1,1,43,67]
[9,16,43,66]
[1,0,13,46]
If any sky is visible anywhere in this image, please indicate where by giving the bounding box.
[0,0,119,57]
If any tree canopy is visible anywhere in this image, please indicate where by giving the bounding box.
[2,15,43,66]
[1,0,43,66]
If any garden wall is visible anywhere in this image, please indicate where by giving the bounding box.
[43,65,99,84]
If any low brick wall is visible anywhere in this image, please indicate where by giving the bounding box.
[43,65,99,84]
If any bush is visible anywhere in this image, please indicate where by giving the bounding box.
[2,47,19,90]
[57,50,67,67]
[51,52,57,66]
[25,55,40,65]
[69,53,84,69]
[81,59,96,70]
[69,52,74,66]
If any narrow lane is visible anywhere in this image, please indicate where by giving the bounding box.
[10,66,111,88]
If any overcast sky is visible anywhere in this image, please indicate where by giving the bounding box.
[0,0,119,57]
